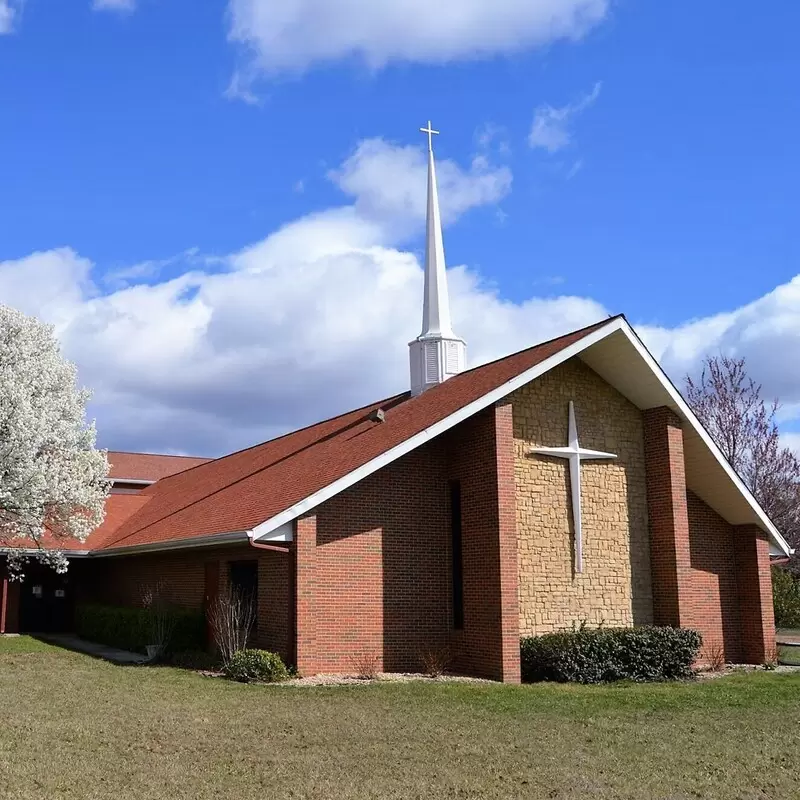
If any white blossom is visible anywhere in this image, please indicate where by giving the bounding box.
[0,305,109,577]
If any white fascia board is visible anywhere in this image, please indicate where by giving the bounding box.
[251,521,293,542]
[92,530,251,557]
[252,314,793,558]
[618,321,794,557]
[252,317,627,540]
[111,479,155,486]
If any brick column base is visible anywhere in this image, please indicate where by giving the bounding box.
[734,523,775,663]
[643,407,691,627]
[495,402,521,684]
[294,515,317,676]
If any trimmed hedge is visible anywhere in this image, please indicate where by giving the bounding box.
[75,603,205,655]
[772,567,800,629]
[521,625,702,684]
[223,649,289,683]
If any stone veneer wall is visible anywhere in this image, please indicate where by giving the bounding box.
[512,357,652,635]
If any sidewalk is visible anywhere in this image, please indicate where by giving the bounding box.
[34,633,147,665]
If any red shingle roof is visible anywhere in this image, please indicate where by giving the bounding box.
[107,451,210,481]
[97,317,615,552]
[10,494,151,553]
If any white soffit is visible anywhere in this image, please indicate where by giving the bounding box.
[252,316,790,557]
[580,325,791,556]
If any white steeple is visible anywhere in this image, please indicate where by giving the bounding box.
[409,121,467,396]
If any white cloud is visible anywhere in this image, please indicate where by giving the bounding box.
[7,139,800,459]
[639,276,800,427]
[92,0,136,11]
[227,0,609,76]
[0,140,537,455]
[529,82,601,153]
[330,137,512,238]
[0,0,20,34]
[224,70,261,105]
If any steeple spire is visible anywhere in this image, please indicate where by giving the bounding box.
[409,122,467,396]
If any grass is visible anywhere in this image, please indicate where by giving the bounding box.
[1,637,799,799]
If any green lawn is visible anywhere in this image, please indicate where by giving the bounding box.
[1,637,799,799]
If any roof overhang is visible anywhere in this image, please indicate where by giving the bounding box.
[92,530,251,557]
[251,316,793,558]
[0,547,91,558]
[91,521,294,557]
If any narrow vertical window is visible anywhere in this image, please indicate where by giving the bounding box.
[450,480,464,630]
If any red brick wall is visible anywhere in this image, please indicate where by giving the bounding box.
[644,406,776,665]
[304,440,451,675]
[643,407,691,627]
[685,492,742,662]
[446,404,520,682]
[293,403,520,682]
[294,516,317,675]
[257,548,292,664]
[733,523,775,663]
[85,544,292,661]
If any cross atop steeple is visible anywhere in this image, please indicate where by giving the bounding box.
[419,120,439,153]
[408,121,467,396]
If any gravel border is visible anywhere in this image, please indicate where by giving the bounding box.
[280,672,494,687]
[196,670,493,685]
[694,664,800,680]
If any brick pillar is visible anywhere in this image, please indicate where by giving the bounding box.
[734,524,775,663]
[294,515,317,676]
[495,402,521,684]
[643,407,691,627]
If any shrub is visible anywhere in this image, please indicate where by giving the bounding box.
[701,640,726,672]
[75,603,205,655]
[520,625,702,684]
[348,649,379,680]
[772,567,800,628]
[208,589,256,669]
[223,649,289,683]
[419,646,451,678]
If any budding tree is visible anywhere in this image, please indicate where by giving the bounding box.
[0,305,109,577]
[685,355,800,550]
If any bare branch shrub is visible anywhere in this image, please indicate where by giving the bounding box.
[419,646,451,678]
[208,589,256,668]
[141,580,176,659]
[702,641,726,673]
[348,649,379,680]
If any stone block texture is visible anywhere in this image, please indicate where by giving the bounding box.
[512,358,652,635]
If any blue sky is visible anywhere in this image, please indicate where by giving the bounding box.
[2,0,800,455]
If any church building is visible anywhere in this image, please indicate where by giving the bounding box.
[0,124,791,681]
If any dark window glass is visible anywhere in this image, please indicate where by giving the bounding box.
[229,560,258,605]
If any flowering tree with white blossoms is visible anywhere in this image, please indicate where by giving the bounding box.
[0,305,109,578]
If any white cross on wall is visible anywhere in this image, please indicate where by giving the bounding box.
[529,400,618,574]
[420,120,439,152]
